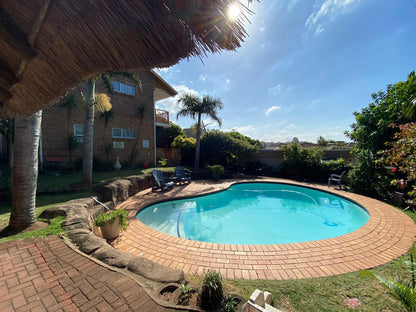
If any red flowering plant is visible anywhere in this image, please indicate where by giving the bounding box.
[379,123,416,207]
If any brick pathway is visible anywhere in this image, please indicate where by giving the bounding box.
[116,178,416,280]
[0,236,182,312]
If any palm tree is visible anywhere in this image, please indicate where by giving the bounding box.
[60,93,79,172]
[177,94,223,171]
[82,78,96,187]
[100,108,114,162]
[0,118,14,168]
[8,111,42,231]
[82,72,140,187]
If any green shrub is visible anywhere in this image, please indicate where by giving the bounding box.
[94,209,128,231]
[206,165,225,180]
[200,270,223,311]
[222,295,240,312]
[281,142,324,179]
[348,151,391,199]
[172,136,196,165]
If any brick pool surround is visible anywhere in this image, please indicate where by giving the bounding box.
[115,178,416,280]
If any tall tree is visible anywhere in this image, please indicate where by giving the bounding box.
[346,71,416,155]
[82,79,96,187]
[100,109,114,162]
[177,94,223,171]
[0,118,14,168]
[8,111,42,231]
[82,72,140,187]
[59,93,79,172]
[345,71,416,198]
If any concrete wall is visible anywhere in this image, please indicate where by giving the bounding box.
[255,149,356,168]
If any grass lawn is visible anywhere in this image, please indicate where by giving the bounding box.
[223,209,416,312]
[0,169,414,311]
[0,167,174,242]
[0,191,92,242]
[0,167,175,193]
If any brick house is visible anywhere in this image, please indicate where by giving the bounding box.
[40,70,177,168]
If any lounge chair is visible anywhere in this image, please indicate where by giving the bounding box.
[328,171,346,190]
[174,166,191,184]
[152,169,174,191]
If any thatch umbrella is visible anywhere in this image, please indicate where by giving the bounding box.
[1,0,254,118]
[1,0,255,231]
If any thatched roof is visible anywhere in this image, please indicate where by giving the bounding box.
[1,0,252,118]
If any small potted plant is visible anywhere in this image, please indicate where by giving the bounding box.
[94,209,128,240]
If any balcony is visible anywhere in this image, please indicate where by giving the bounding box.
[155,109,170,127]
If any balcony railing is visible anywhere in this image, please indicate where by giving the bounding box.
[155,109,169,125]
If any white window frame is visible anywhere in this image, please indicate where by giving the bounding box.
[113,141,125,149]
[112,128,137,139]
[74,124,84,142]
[143,139,149,148]
[111,80,135,96]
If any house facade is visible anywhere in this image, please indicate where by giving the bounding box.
[40,70,176,168]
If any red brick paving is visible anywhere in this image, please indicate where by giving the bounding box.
[0,236,182,311]
[116,178,416,280]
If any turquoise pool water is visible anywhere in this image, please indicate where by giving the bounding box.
[137,183,369,244]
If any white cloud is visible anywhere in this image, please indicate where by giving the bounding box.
[155,84,199,116]
[267,84,282,95]
[305,0,361,35]
[199,75,207,82]
[265,105,282,115]
[287,0,299,11]
[306,98,321,110]
[155,67,170,73]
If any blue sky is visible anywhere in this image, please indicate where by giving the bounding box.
[155,0,416,143]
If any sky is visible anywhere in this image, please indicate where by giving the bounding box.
[155,0,416,143]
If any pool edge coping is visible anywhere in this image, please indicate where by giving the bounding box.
[115,178,416,280]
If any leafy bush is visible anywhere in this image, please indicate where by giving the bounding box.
[206,165,225,180]
[379,123,416,206]
[162,122,185,147]
[222,295,240,312]
[348,150,391,199]
[94,209,128,231]
[200,130,261,170]
[200,270,223,311]
[321,158,345,172]
[281,142,323,179]
[172,135,196,165]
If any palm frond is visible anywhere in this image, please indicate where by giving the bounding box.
[110,71,143,93]
[59,93,78,109]
[94,93,112,113]
[101,74,113,94]
[361,269,416,312]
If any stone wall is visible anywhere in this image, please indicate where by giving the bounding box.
[41,173,185,296]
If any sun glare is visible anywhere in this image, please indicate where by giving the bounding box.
[227,3,241,21]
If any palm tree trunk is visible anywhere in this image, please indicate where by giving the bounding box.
[82,79,95,187]
[9,111,42,230]
[194,113,202,172]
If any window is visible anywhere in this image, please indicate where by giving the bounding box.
[74,124,84,142]
[143,140,149,148]
[111,80,135,95]
[113,141,124,149]
[112,128,137,139]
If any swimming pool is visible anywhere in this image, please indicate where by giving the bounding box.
[136,182,369,244]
